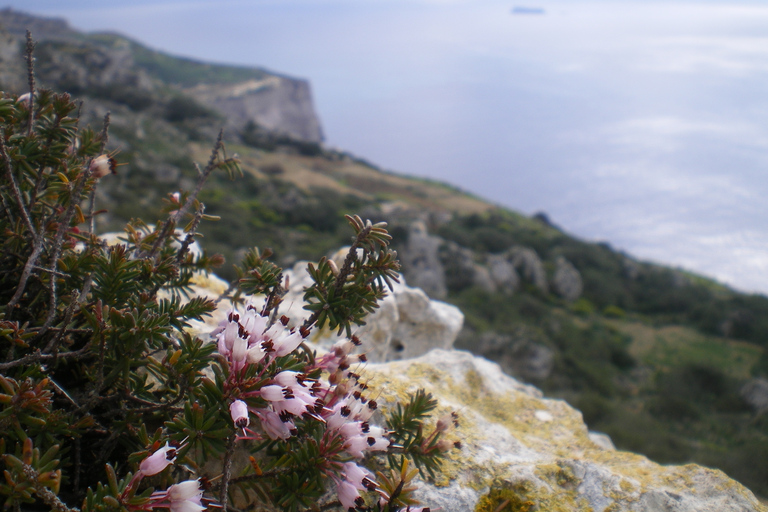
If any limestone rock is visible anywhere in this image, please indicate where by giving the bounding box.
[440,240,495,294]
[367,349,766,512]
[279,259,463,362]
[486,253,520,293]
[552,256,583,302]
[399,221,448,299]
[509,246,548,293]
[460,330,554,382]
[186,76,324,143]
[741,378,768,414]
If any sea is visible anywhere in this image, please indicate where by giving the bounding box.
[14,0,768,294]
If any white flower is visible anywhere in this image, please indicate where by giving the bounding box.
[89,154,117,178]
[167,479,202,502]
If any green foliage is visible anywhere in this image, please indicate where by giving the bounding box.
[386,389,446,479]
[303,215,400,336]
[241,121,324,156]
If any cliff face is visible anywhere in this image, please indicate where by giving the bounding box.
[187,76,324,143]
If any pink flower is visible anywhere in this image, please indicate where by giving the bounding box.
[337,480,365,510]
[255,409,295,440]
[229,399,249,428]
[139,442,176,476]
[341,462,377,492]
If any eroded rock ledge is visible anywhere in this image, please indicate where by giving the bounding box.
[368,349,765,512]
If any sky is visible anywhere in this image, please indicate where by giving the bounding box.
[8,0,768,295]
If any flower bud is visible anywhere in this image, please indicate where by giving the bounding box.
[89,154,117,178]
[229,399,249,428]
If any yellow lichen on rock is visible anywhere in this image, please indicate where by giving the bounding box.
[366,349,768,512]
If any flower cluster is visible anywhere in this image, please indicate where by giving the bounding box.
[214,300,397,508]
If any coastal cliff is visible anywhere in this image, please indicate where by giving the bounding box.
[0,8,324,142]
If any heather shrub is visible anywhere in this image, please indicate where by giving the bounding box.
[0,35,455,512]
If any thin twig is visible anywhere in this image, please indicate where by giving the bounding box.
[47,377,80,408]
[175,204,205,264]
[144,131,224,261]
[22,464,79,512]
[6,228,47,314]
[24,31,36,138]
[173,130,223,225]
[302,226,371,329]
[42,289,79,351]
[0,346,91,371]
[0,134,36,236]
[219,431,238,510]
[32,266,70,278]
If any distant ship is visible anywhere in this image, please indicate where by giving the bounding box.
[511,6,546,15]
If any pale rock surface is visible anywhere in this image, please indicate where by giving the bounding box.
[399,221,448,299]
[741,378,768,415]
[279,259,463,362]
[186,76,324,143]
[486,253,520,293]
[552,255,583,302]
[367,349,766,512]
[509,246,549,293]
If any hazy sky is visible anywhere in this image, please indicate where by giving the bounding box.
[9,1,768,294]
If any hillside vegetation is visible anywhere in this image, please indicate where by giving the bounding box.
[6,11,768,498]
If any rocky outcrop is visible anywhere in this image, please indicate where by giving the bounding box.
[552,256,583,302]
[458,329,554,382]
[399,221,448,299]
[368,349,766,512]
[440,241,495,294]
[741,378,768,415]
[509,245,548,293]
[36,38,154,93]
[278,258,464,362]
[396,221,587,299]
[186,76,324,143]
[486,253,520,293]
[0,9,77,41]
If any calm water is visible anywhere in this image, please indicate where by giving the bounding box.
[15,0,768,294]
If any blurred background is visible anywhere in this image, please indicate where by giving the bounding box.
[9,0,768,294]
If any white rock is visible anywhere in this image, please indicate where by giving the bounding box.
[366,349,766,512]
[279,259,463,362]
